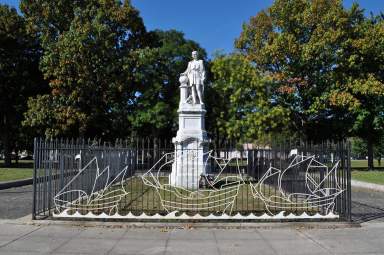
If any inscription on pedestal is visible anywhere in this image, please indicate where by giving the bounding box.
[183,118,199,129]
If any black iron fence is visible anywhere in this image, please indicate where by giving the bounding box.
[33,138,351,221]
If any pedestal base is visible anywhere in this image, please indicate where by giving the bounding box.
[169,104,209,189]
[169,143,208,189]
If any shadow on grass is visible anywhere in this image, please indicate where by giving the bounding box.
[0,160,33,169]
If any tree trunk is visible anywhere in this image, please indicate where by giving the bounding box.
[367,135,374,170]
[1,114,12,167]
[3,134,12,167]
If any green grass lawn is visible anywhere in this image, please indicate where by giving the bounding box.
[0,168,33,182]
[62,176,320,216]
[351,160,382,169]
[0,160,34,181]
[352,171,384,185]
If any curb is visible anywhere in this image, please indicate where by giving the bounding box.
[0,178,33,190]
[351,180,384,192]
[17,219,360,230]
[1,214,360,230]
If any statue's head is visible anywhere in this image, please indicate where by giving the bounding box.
[192,51,198,60]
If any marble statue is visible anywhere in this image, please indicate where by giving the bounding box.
[170,51,209,189]
[180,51,205,105]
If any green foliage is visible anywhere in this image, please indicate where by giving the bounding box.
[209,53,290,140]
[235,0,384,168]
[351,137,367,159]
[128,30,207,137]
[351,137,384,163]
[235,0,363,140]
[22,0,156,138]
[331,15,384,169]
[0,4,45,166]
[21,0,207,139]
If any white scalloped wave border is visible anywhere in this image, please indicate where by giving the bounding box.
[52,210,339,220]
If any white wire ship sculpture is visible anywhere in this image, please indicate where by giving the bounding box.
[52,150,345,219]
[250,154,345,215]
[54,157,130,215]
[141,150,245,215]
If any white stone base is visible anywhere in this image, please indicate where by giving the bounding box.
[169,172,201,190]
[169,146,208,189]
[169,103,209,189]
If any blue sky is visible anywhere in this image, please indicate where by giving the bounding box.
[1,0,383,57]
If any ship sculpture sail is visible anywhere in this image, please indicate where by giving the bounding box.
[250,155,344,215]
[142,150,245,215]
[54,157,130,215]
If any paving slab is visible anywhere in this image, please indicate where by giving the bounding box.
[77,227,127,239]
[0,219,383,254]
[314,238,382,254]
[165,239,219,255]
[267,239,329,255]
[122,228,170,240]
[216,239,275,255]
[30,224,83,238]
[303,227,383,241]
[0,235,70,254]
[54,237,118,254]
[169,228,214,240]
[258,228,306,240]
[0,223,40,237]
[212,228,263,240]
[110,238,166,255]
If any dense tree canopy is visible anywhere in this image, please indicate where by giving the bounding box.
[235,0,384,168]
[128,29,207,137]
[209,53,289,140]
[22,0,156,138]
[0,4,45,166]
[335,15,384,169]
[1,0,383,170]
[21,0,206,139]
[235,0,359,139]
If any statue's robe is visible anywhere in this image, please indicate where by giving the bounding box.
[184,59,205,86]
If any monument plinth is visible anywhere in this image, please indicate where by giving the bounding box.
[169,51,209,189]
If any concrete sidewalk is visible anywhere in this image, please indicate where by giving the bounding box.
[0,220,382,255]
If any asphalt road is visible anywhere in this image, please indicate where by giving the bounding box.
[0,185,33,219]
[351,187,384,222]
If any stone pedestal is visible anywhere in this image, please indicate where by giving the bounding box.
[169,103,209,189]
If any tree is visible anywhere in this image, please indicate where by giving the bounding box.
[128,29,207,137]
[0,4,44,166]
[21,0,157,138]
[351,136,384,166]
[235,0,384,169]
[21,1,208,140]
[209,53,290,140]
[334,15,384,170]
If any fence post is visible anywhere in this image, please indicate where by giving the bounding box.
[346,140,352,221]
[32,137,37,220]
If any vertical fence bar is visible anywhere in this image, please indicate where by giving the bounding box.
[32,138,38,219]
[346,140,352,221]
[31,137,351,221]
